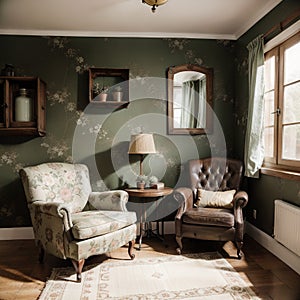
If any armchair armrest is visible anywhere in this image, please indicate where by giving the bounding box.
[174,187,194,219]
[31,201,73,230]
[233,190,248,209]
[88,190,129,212]
[233,190,248,241]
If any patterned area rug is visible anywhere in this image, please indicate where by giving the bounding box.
[39,252,260,300]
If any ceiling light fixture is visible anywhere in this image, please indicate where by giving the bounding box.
[142,0,168,13]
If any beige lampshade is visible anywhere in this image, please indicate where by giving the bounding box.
[128,134,156,154]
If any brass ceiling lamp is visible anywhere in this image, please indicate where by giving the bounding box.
[142,0,168,13]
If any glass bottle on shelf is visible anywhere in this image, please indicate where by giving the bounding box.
[15,88,33,122]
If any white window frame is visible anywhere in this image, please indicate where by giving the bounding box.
[263,22,300,174]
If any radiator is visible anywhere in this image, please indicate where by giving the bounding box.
[274,200,300,257]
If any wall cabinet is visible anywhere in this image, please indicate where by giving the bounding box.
[0,76,46,136]
[88,68,129,106]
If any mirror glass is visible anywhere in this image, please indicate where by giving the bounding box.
[167,64,213,135]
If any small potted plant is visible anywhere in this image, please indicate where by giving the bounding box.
[92,83,101,98]
[93,83,109,102]
[112,85,123,102]
[136,175,148,189]
[148,175,158,187]
[99,86,109,102]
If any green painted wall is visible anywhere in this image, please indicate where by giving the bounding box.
[235,0,300,235]
[0,36,236,227]
[1,0,299,234]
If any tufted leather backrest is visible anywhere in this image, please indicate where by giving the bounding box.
[189,157,243,196]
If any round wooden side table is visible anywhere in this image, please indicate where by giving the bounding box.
[126,187,173,250]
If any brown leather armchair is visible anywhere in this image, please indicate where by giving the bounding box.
[174,157,248,258]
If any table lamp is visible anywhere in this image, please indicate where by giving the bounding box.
[128,133,156,175]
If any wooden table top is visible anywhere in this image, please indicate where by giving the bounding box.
[125,187,173,198]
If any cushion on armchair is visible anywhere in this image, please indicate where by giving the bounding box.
[195,188,236,208]
[182,207,235,227]
[71,210,137,240]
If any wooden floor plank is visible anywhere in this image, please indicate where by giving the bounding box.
[0,234,299,300]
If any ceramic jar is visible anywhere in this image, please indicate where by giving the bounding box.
[15,88,33,122]
[112,91,123,102]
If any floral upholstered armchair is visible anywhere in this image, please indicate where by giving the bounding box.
[19,162,137,282]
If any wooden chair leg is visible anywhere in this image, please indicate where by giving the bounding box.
[128,239,135,260]
[236,241,243,259]
[38,243,44,263]
[176,236,183,254]
[71,259,85,282]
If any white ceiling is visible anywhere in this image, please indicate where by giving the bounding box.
[0,0,282,40]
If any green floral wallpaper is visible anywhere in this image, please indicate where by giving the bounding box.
[0,35,236,227]
[1,0,298,233]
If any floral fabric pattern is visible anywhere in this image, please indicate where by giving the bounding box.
[71,210,137,240]
[68,224,137,261]
[19,162,137,262]
[88,191,129,211]
[20,163,91,213]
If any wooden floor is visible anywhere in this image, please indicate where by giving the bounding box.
[0,234,299,300]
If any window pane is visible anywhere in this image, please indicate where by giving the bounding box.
[283,82,300,124]
[264,91,274,126]
[284,40,300,85]
[173,108,181,127]
[174,86,182,106]
[282,124,300,160]
[265,55,275,91]
[264,127,274,158]
[173,86,182,127]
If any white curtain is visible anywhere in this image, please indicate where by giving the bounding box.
[244,35,265,178]
[196,77,206,128]
[180,80,197,128]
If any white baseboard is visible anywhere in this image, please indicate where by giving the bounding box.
[2,222,299,275]
[246,222,300,275]
[159,220,175,234]
[2,223,174,241]
[0,227,34,240]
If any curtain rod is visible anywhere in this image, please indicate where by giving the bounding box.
[263,8,300,41]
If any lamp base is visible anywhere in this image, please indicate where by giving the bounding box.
[137,182,145,189]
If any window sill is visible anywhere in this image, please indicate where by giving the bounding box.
[260,167,300,181]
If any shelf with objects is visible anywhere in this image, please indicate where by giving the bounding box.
[88,67,129,107]
[0,76,46,136]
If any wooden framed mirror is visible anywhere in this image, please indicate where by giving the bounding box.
[167,64,213,135]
